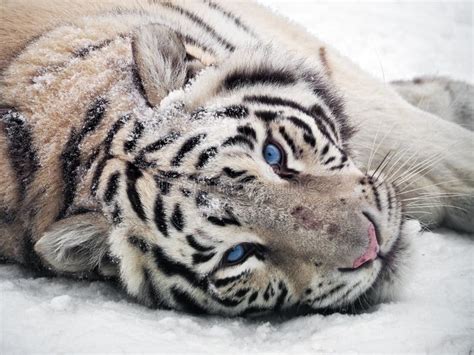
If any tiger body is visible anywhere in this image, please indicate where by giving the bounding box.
[1,0,472,316]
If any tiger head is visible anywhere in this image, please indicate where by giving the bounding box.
[2,19,411,316]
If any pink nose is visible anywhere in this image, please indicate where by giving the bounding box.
[353,223,379,269]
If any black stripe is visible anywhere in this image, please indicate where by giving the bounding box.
[222,135,254,150]
[310,104,337,137]
[308,78,347,135]
[285,115,313,135]
[244,95,338,144]
[214,273,246,288]
[142,132,181,154]
[171,134,206,166]
[126,162,147,221]
[203,0,255,36]
[255,110,277,122]
[171,287,207,315]
[386,186,393,213]
[248,291,258,304]
[303,134,316,147]
[153,194,169,238]
[111,203,123,225]
[73,39,112,58]
[186,234,214,252]
[124,120,144,152]
[58,129,81,219]
[223,69,295,91]
[170,203,185,231]
[192,252,216,265]
[58,98,108,219]
[91,156,108,195]
[274,282,288,311]
[195,191,210,207]
[279,126,298,156]
[188,174,220,186]
[235,288,250,298]
[329,163,345,171]
[238,176,256,184]
[312,283,346,304]
[104,114,131,154]
[321,144,329,156]
[179,32,215,55]
[223,167,246,178]
[131,64,150,107]
[196,146,218,169]
[153,245,207,290]
[81,97,109,136]
[134,132,181,169]
[332,282,361,306]
[103,172,120,204]
[216,105,249,119]
[323,156,336,165]
[128,235,150,253]
[1,110,40,199]
[371,184,383,211]
[141,267,162,309]
[244,95,310,116]
[263,283,273,301]
[237,126,257,141]
[161,2,235,51]
[211,294,243,308]
[285,116,317,147]
[156,170,182,180]
[157,180,171,195]
[207,215,240,227]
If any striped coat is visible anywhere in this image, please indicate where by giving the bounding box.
[1,0,472,316]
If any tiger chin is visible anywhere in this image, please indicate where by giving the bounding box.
[0,3,468,317]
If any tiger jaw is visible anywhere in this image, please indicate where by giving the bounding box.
[111,163,405,316]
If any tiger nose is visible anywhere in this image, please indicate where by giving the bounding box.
[352,222,379,269]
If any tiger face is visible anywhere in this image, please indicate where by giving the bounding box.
[139,50,409,316]
[2,19,410,317]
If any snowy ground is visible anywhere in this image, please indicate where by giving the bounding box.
[1,1,473,354]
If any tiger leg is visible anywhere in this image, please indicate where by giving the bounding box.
[391,77,473,131]
[389,77,474,232]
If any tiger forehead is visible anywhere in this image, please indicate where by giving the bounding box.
[184,51,351,140]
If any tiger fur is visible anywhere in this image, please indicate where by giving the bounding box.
[1,0,472,316]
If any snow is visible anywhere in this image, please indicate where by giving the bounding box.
[1,2,473,354]
[2,227,473,353]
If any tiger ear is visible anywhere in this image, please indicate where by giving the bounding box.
[132,24,188,107]
[34,213,117,277]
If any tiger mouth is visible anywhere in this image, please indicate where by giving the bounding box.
[337,211,383,272]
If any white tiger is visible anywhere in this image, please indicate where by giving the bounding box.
[0,0,472,316]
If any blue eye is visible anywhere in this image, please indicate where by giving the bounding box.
[225,244,248,265]
[264,143,282,165]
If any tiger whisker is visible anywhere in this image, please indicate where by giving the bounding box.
[396,179,471,196]
[393,151,446,188]
[370,150,392,180]
[405,203,468,213]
